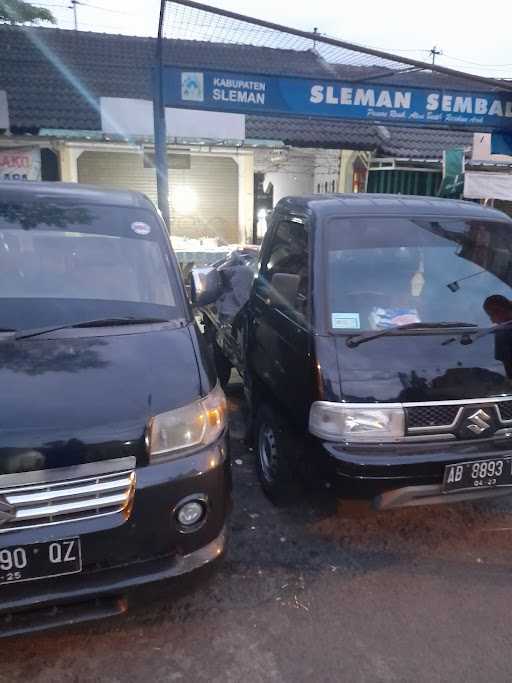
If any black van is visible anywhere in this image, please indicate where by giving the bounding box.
[0,182,230,637]
[194,194,512,508]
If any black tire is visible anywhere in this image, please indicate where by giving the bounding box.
[255,404,301,505]
[213,343,232,389]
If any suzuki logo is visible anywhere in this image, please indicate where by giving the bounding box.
[466,409,492,435]
[0,497,15,528]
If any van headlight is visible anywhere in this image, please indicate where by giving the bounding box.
[309,402,405,442]
[148,383,227,460]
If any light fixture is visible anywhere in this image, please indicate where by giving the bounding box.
[173,187,198,215]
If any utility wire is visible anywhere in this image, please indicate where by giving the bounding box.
[441,53,512,68]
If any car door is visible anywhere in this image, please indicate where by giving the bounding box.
[248,213,313,431]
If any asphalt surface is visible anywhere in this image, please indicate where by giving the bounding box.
[3,383,512,682]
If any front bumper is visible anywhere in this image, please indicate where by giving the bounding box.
[316,436,512,506]
[0,436,231,637]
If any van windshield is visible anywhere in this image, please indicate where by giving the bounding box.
[325,216,512,333]
[0,199,183,331]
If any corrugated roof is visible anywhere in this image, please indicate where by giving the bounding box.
[0,25,474,157]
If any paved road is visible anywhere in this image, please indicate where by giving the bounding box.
[3,385,512,682]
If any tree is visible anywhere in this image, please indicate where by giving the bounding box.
[0,0,56,24]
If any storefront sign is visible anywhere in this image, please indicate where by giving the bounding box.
[160,66,512,132]
[0,147,41,181]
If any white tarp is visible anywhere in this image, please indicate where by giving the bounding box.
[464,171,512,200]
[100,97,245,140]
[0,147,41,181]
[0,91,8,130]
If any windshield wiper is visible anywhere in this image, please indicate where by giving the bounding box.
[15,317,172,341]
[452,318,512,346]
[346,321,478,348]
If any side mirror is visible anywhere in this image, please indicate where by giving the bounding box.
[190,267,223,306]
[269,272,300,308]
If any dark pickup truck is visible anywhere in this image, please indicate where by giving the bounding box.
[193,193,512,510]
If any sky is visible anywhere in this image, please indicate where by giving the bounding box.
[33,0,512,79]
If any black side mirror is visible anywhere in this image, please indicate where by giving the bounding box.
[190,267,223,306]
[269,272,300,308]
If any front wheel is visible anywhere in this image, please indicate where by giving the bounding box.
[255,405,301,505]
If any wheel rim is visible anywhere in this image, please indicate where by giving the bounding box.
[258,423,278,483]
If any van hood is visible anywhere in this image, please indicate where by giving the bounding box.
[0,325,205,475]
[323,331,512,403]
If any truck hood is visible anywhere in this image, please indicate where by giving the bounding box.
[323,331,512,403]
[0,325,203,474]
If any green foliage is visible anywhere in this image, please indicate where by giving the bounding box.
[0,0,56,24]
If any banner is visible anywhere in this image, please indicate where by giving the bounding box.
[464,171,512,201]
[0,147,41,181]
[159,66,512,132]
[439,148,465,198]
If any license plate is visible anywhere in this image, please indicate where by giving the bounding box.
[443,458,512,493]
[0,538,82,585]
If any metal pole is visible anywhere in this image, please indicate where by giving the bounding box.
[71,0,78,30]
[153,0,171,230]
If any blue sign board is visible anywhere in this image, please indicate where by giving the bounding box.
[161,66,512,132]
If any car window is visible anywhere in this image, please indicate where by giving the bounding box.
[264,218,310,316]
[325,216,512,332]
[0,199,184,330]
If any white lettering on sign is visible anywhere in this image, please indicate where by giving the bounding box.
[310,85,324,104]
[489,100,504,117]
[213,89,265,104]
[309,85,412,110]
[426,93,440,111]
[376,90,393,108]
[353,89,376,107]
[442,95,453,112]
[453,96,472,113]
[212,78,266,91]
[211,77,266,106]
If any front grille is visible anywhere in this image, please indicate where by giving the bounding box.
[407,405,461,430]
[498,402,512,422]
[0,458,136,533]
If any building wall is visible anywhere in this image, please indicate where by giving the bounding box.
[313,150,341,193]
[254,149,315,205]
[77,151,239,243]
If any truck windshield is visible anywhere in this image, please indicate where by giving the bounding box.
[0,199,183,331]
[325,216,512,333]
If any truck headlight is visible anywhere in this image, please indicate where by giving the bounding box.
[148,383,227,460]
[309,402,405,442]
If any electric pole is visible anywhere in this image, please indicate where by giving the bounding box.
[313,27,319,50]
[70,0,79,30]
[430,45,442,65]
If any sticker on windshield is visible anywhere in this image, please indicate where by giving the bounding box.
[131,221,151,236]
[370,307,420,330]
[332,313,360,329]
